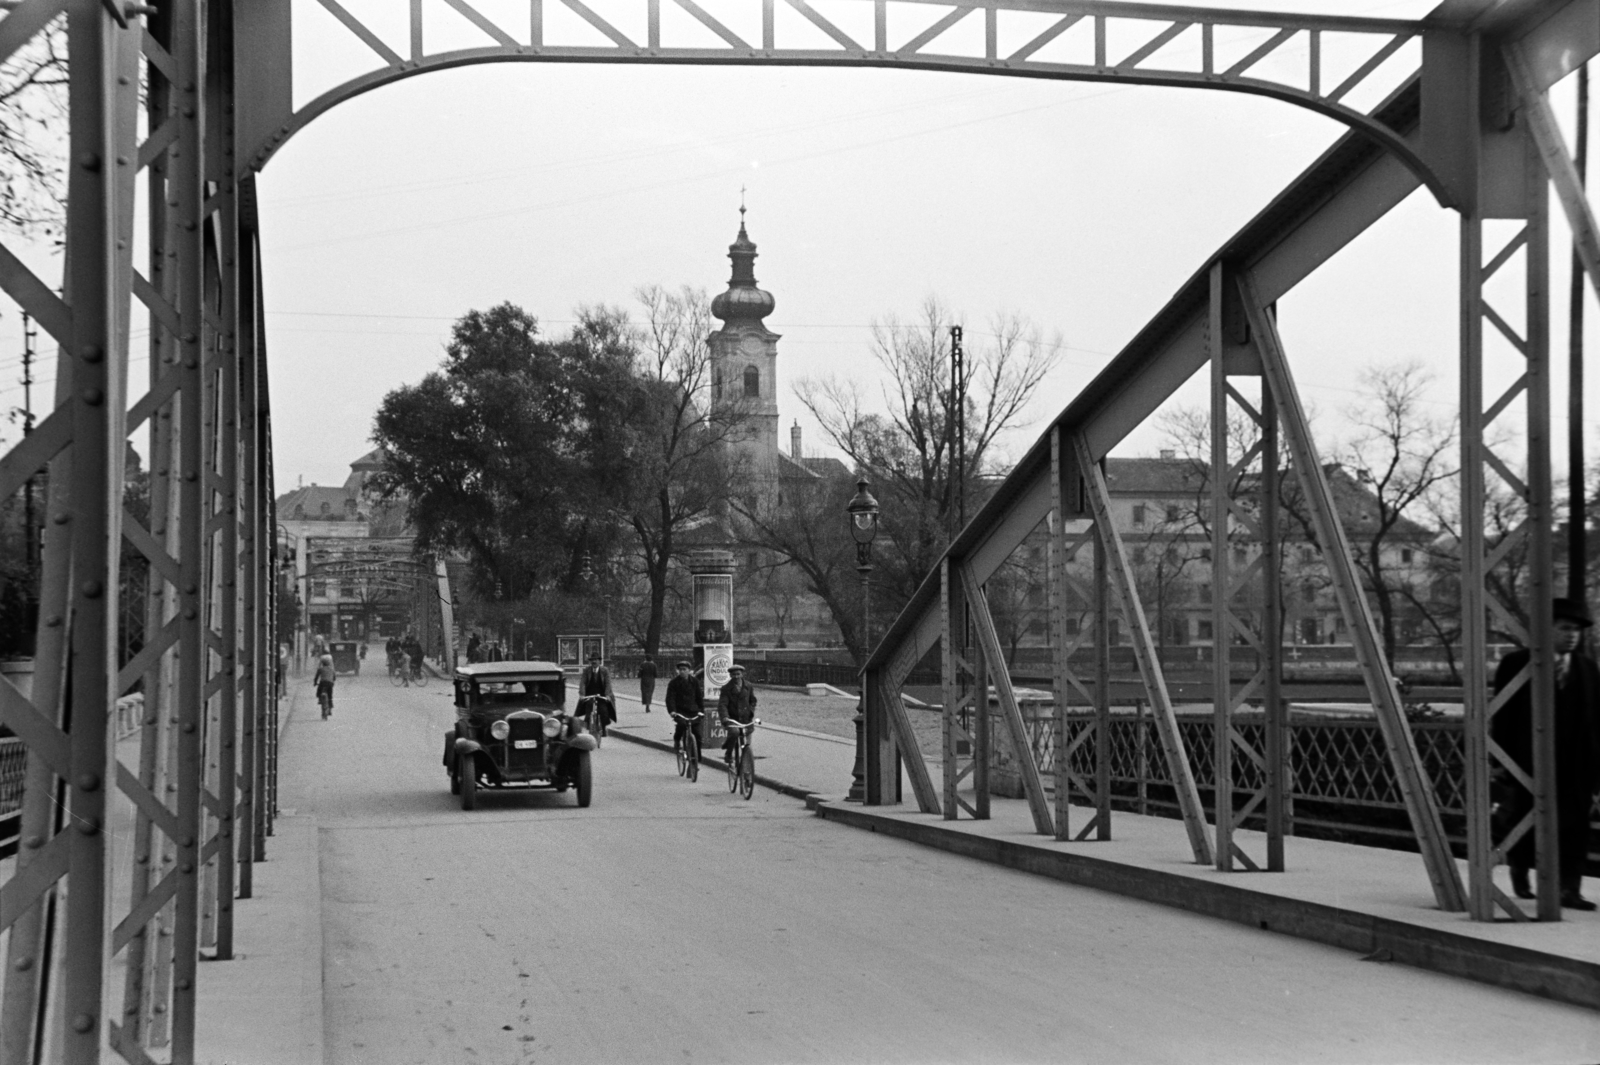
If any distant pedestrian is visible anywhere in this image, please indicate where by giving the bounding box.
[276,643,288,695]
[467,632,481,663]
[638,655,658,713]
[581,652,615,726]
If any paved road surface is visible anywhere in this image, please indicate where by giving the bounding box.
[284,672,1599,1065]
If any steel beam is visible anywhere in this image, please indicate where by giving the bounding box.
[1074,433,1213,864]
[1242,269,1466,908]
[959,564,1054,836]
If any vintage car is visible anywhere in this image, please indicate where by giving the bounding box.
[330,639,362,675]
[443,661,596,810]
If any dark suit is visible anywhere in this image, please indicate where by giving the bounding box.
[1490,647,1600,886]
[665,673,702,749]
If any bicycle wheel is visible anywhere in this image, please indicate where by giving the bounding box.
[413,668,429,688]
[388,666,404,688]
[726,740,739,793]
[685,732,699,783]
[739,747,755,800]
[676,735,688,777]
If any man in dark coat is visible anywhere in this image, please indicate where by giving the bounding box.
[664,661,703,753]
[580,652,615,726]
[717,664,757,765]
[1491,597,1600,909]
[638,655,658,713]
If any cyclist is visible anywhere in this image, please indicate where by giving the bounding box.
[313,652,336,715]
[580,651,615,731]
[665,660,703,752]
[716,663,757,766]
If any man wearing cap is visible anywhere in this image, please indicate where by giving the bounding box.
[717,664,758,765]
[1491,597,1600,909]
[665,661,703,753]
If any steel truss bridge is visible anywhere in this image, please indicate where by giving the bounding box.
[0,0,1597,1060]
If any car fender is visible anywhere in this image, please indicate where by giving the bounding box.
[566,734,598,753]
[453,737,484,756]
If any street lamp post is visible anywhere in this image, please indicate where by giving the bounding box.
[846,479,880,802]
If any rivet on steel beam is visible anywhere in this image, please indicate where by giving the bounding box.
[185,583,198,594]
[78,773,100,792]
[118,74,130,85]
[136,852,149,864]
[24,834,43,849]
[79,152,101,171]
[82,387,103,406]
[82,580,104,599]
[45,615,61,627]
[52,512,68,524]
[77,817,100,835]
[183,721,196,732]
[14,956,34,971]
[81,343,102,363]
[176,977,192,990]
[180,862,194,873]
[72,1013,95,1034]
[116,155,129,166]
[180,836,194,847]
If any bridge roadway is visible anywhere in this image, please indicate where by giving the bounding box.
[195,673,1600,1064]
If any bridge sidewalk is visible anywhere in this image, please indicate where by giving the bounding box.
[608,687,1600,1011]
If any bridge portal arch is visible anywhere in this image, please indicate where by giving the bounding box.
[239,0,1450,200]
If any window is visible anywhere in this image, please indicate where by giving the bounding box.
[744,364,760,398]
[1199,583,1211,604]
[1064,616,1080,636]
[1133,546,1147,565]
[1197,619,1214,641]
[1132,504,1146,527]
[1200,547,1212,561]
[1300,546,1315,563]
[1400,548,1414,564]
[1301,581,1316,604]
[1166,504,1179,523]
[1233,546,1247,565]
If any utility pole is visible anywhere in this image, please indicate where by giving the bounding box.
[21,310,36,575]
[949,325,966,536]
[1571,62,1591,605]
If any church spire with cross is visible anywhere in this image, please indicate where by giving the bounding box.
[708,201,781,468]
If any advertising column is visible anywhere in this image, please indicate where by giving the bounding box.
[689,550,734,749]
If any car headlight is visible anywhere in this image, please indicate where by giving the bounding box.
[542,716,562,738]
[490,719,510,741]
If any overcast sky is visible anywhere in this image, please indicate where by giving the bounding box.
[1,0,1595,502]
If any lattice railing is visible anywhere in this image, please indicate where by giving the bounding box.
[963,703,1598,857]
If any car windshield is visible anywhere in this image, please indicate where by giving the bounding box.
[474,678,562,705]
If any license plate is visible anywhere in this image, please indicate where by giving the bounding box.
[512,739,539,749]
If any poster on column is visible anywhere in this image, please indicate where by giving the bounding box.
[702,644,733,699]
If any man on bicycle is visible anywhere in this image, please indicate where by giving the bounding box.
[313,653,337,713]
[665,660,703,752]
[717,663,757,766]
[580,651,615,729]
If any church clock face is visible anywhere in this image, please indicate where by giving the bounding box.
[739,335,764,357]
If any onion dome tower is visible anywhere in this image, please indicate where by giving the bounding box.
[708,206,781,467]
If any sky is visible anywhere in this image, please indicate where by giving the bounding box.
[1,0,1595,500]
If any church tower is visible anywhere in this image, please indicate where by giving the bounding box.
[708,208,781,469]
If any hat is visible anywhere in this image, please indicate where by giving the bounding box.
[1554,597,1594,628]
[727,664,745,673]
[587,652,601,661]
[675,660,692,668]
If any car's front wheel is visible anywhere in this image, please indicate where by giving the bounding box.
[574,751,592,808]
[460,755,477,811]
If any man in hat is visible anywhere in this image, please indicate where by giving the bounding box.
[580,651,615,728]
[717,663,758,766]
[665,660,703,753]
[638,654,658,713]
[1491,597,1600,909]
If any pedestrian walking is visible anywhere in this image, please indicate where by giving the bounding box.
[467,632,481,663]
[638,654,658,713]
[1491,597,1600,909]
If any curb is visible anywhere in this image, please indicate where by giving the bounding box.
[605,727,832,808]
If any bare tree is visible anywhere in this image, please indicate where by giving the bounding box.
[791,296,1062,607]
[622,284,750,655]
[0,23,68,236]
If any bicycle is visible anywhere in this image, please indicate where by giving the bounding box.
[723,718,759,800]
[387,655,405,687]
[410,661,429,688]
[577,694,611,746]
[317,684,333,720]
[669,712,702,782]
